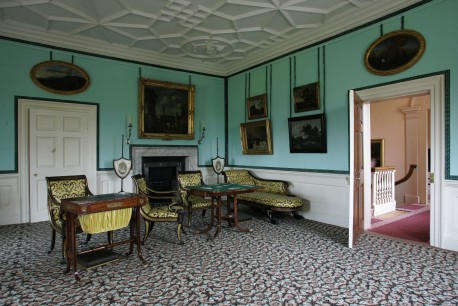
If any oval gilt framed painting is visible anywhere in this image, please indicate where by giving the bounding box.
[31,61,90,94]
[365,30,425,76]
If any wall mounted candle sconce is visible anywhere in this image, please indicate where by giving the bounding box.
[197,121,206,145]
[126,115,133,144]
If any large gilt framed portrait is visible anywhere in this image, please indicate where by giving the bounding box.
[240,119,272,155]
[139,78,195,140]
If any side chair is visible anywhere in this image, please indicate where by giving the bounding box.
[46,175,112,263]
[177,171,214,227]
[131,174,184,244]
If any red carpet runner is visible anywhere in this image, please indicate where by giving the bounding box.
[369,205,430,243]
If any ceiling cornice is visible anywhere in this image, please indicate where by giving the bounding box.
[224,0,425,75]
[0,0,425,77]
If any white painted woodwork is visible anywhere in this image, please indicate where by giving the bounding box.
[0,0,423,75]
[17,99,97,224]
[29,108,89,222]
[0,175,20,225]
[371,167,396,216]
[356,75,448,250]
[400,105,422,205]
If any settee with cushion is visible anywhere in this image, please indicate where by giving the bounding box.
[223,169,304,224]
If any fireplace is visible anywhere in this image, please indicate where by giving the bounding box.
[131,145,198,191]
[142,156,185,191]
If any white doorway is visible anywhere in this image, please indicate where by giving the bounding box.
[18,99,97,223]
[349,74,445,249]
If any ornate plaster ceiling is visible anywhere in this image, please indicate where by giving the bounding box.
[0,0,422,76]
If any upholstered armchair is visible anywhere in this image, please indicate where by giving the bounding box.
[131,174,184,244]
[46,175,111,262]
[177,171,214,227]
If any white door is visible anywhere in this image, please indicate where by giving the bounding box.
[29,108,90,222]
[348,90,365,248]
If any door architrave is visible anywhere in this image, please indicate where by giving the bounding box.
[353,74,444,248]
[18,98,97,223]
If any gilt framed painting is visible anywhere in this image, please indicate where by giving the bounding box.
[139,78,195,140]
[240,119,272,155]
[30,61,90,95]
[365,30,426,75]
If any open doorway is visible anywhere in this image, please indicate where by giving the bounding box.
[348,74,445,249]
[368,94,430,244]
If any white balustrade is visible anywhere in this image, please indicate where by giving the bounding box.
[371,167,396,216]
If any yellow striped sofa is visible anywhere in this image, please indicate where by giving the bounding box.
[223,170,304,224]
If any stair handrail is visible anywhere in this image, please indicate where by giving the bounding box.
[395,164,417,186]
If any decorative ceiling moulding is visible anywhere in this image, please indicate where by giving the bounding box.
[224,0,426,76]
[0,0,425,76]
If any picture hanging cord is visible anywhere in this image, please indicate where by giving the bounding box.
[264,66,269,119]
[380,24,384,36]
[248,72,251,98]
[71,55,74,64]
[49,51,53,61]
[289,57,292,118]
[401,16,405,30]
[322,46,326,114]
[188,75,192,85]
[269,64,272,120]
[244,73,248,122]
[293,55,297,88]
[138,67,142,78]
[318,47,320,98]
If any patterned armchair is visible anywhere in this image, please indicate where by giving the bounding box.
[46,175,111,262]
[131,175,184,244]
[223,170,304,224]
[177,171,214,227]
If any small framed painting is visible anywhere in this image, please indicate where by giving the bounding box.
[288,114,326,153]
[371,139,385,167]
[293,82,320,113]
[240,119,272,155]
[247,94,267,120]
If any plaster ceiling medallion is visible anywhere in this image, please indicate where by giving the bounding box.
[183,40,233,59]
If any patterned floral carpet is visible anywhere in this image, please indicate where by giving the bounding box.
[1,210,457,305]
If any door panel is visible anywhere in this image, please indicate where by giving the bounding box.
[348,90,365,248]
[29,108,89,222]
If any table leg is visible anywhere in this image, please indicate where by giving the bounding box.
[127,209,134,256]
[135,207,145,263]
[212,196,223,239]
[196,197,214,234]
[65,212,81,281]
[232,195,252,233]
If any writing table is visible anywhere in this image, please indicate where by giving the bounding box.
[61,192,146,281]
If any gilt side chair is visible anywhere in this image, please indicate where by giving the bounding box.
[131,174,184,244]
[46,175,112,263]
[177,171,214,227]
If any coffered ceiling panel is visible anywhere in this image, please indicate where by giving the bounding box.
[0,0,422,75]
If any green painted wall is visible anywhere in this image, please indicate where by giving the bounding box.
[227,0,457,178]
[0,0,456,179]
[0,40,225,172]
